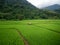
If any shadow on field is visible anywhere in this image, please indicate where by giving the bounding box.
[32,24,60,34]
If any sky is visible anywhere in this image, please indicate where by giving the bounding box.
[27,0,60,8]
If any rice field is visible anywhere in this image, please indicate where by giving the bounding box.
[0,20,60,45]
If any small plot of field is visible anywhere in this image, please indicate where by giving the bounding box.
[0,20,60,45]
[0,28,24,45]
[17,25,60,45]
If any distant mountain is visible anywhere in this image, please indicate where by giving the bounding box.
[55,8,60,13]
[0,0,60,20]
[43,4,60,10]
[5,0,36,8]
[0,0,37,12]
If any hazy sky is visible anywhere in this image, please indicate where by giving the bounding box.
[27,0,60,8]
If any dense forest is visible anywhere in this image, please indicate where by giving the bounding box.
[55,8,60,13]
[0,0,60,20]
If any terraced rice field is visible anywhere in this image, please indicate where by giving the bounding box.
[0,20,60,45]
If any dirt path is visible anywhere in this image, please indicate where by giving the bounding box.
[16,29,29,45]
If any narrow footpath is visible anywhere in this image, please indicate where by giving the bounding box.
[16,29,29,45]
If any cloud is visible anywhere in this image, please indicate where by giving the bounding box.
[27,0,60,8]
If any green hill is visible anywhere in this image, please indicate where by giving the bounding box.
[0,0,60,20]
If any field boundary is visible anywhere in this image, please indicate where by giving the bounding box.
[15,28,29,45]
[0,28,29,45]
[32,24,60,34]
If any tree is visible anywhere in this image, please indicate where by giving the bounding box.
[0,0,5,11]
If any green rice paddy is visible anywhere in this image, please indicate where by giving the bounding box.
[0,20,60,45]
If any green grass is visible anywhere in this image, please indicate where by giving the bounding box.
[0,28,24,45]
[0,20,60,45]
